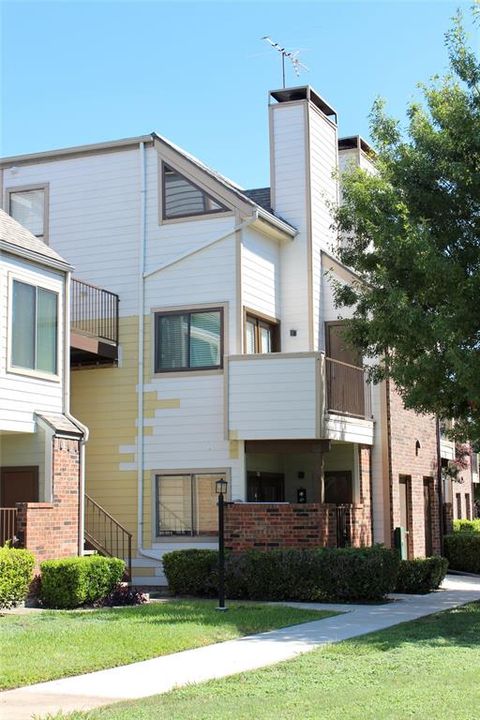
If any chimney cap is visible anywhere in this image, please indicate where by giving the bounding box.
[338,135,374,156]
[269,86,337,123]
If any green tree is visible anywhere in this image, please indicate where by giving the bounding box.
[333,10,480,444]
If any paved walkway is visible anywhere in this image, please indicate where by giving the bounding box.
[2,574,480,720]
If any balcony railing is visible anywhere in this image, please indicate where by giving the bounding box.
[325,357,372,419]
[0,508,18,546]
[71,278,119,345]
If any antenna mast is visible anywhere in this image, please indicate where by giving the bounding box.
[262,36,308,88]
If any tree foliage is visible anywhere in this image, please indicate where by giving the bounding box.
[333,10,480,443]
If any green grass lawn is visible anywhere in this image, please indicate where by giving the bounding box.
[44,602,480,720]
[0,600,333,690]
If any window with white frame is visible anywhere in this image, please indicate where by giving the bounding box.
[8,188,47,238]
[11,280,58,375]
[155,473,225,536]
[154,307,223,372]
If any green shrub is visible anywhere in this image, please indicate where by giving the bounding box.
[316,546,399,601]
[163,546,399,603]
[0,546,35,608]
[40,556,125,608]
[444,533,480,574]
[395,557,449,593]
[162,549,218,597]
[453,519,480,533]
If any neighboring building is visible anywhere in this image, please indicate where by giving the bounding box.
[0,210,86,566]
[1,85,477,582]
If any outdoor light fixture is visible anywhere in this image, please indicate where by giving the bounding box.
[215,478,228,611]
[215,478,228,496]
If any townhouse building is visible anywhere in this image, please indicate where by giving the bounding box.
[0,210,86,565]
[1,85,477,583]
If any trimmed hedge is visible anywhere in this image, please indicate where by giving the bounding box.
[395,557,448,594]
[163,546,400,602]
[444,533,480,574]
[162,549,218,597]
[40,555,125,608]
[0,546,35,609]
[453,519,480,534]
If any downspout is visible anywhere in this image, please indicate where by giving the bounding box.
[63,270,89,556]
[137,141,147,552]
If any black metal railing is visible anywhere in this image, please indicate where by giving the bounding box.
[336,505,352,548]
[71,279,119,345]
[325,357,372,419]
[84,494,132,580]
[0,508,18,546]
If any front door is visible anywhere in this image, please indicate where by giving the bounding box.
[247,472,285,502]
[399,475,411,558]
[0,466,39,506]
[423,477,433,557]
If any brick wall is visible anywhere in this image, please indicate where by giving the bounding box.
[350,446,372,546]
[224,503,337,553]
[387,383,441,557]
[16,436,80,569]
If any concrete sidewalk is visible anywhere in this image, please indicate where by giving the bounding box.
[2,574,480,720]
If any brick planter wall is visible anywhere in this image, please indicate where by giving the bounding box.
[224,503,337,553]
[16,436,80,569]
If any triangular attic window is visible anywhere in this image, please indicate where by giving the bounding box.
[163,164,228,219]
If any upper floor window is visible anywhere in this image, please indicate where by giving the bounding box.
[245,313,280,354]
[162,164,228,220]
[11,280,58,375]
[154,307,223,373]
[8,186,48,239]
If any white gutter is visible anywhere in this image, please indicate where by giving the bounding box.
[137,142,147,551]
[63,270,89,556]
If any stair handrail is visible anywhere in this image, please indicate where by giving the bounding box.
[84,494,132,580]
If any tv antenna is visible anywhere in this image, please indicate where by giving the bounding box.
[262,36,308,88]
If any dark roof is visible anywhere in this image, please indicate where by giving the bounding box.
[36,413,85,437]
[243,188,272,212]
[0,210,72,269]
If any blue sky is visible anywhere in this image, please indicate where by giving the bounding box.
[1,0,477,188]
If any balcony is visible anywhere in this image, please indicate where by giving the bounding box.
[70,279,119,367]
[227,352,373,444]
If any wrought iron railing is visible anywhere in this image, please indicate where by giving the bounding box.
[325,357,372,419]
[0,508,18,546]
[71,278,119,345]
[335,505,352,548]
[84,494,132,579]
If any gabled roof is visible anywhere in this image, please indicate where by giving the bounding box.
[1,134,297,239]
[243,188,272,212]
[152,133,296,236]
[0,210,72,271]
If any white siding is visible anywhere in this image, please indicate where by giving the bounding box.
[241,226,280,321]
[270,103,310,351]
[309,104,338,351]
[0,253,65,432]
[228,354,320,440]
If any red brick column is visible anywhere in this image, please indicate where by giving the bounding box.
[224,503,338,553]
[349,446,373,547]
[17,436,80,570]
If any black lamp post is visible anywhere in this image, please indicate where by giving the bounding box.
[215,477,228,611]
